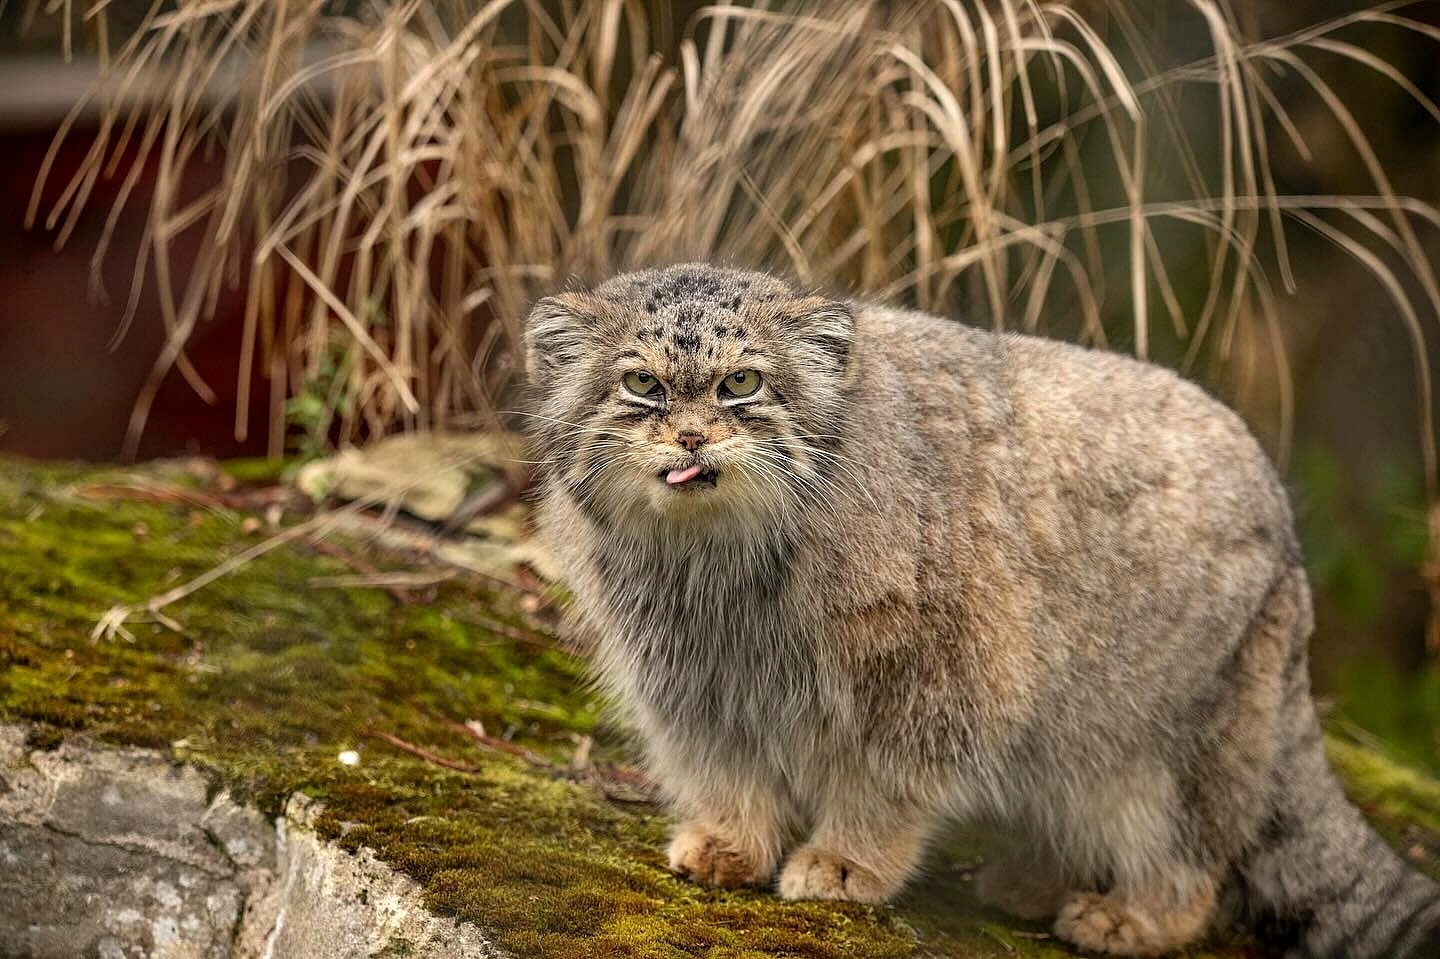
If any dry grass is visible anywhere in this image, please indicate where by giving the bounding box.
[19,0,1440,484]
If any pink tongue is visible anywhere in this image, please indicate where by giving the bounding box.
[666,463,704,485]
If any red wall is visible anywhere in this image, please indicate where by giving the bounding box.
[0,123,268,462]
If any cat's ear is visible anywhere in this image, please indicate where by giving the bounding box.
[788,297,856,382]
[524,293,594,386]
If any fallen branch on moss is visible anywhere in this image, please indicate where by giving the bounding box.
[87,445,527,642]
[370,718,661,807]
[370,731,485,773]
[91,508,339,642]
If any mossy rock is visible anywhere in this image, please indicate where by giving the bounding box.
[1,455,1436,958]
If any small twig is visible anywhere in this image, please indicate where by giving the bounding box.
[568,734,593,775]
[369,731,481,773]
[92,515,319,641]
[385,708,660,805]
[441,477,525,537]
[451,609,560,650]
[441,717,558,771]
[73,482,226,510]
[976,926,1017,955]
[587,762,663,804]
[212,486,304,513]
[89,446,520,641]
[150,609,186,634]
[90,500,377,642]
[563,732,661,803]
[309,570,456,592]
[1330,715,1388,752]
[306,538,454,603]
[92,607,137,643]
[322,510,532,593]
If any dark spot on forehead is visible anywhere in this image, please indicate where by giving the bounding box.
[592,266,794,313]
[673,332,701,351]
[629,268,750,315]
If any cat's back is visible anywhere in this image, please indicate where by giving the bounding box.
[844,305,1299,670]
[852,305,1292,536]
[1001,329,1294,550]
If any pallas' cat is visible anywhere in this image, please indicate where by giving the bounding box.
[522,263,1440,957]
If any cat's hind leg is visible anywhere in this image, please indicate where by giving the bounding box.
[1054,873,1219,957]
[973,837,1071,920]
[1052,567,1306,955]
[1043,758,1223,955]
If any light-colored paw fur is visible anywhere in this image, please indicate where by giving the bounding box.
[668,823,775,888]
[1053,879,1217,957]
[777,847,897,904]
[1055,895,1166,956]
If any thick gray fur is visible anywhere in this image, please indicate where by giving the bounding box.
[522,263,1440,957]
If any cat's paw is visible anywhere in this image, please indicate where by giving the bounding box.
[777,846,896,904]
[973,857,1067,920]
[1053,893,1166,956]
[667,825,773,888]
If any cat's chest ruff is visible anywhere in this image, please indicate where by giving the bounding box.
[588,535,834,741]
[589,531,795,635]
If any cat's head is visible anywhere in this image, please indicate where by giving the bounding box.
[523,264,856,527]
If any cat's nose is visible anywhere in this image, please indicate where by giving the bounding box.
[677,431,706,451]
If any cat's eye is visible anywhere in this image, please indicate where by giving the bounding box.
[719,369,762,399]
[623,370,663,398]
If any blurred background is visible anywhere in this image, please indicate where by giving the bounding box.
[2,0,1439,770]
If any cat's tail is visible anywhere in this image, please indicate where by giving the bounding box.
[1239,690,1440,957]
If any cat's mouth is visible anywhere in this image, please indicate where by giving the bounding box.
[660,462,719,489]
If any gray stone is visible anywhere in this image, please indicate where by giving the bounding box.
[0,738,254,959]
[249,802,502,959]
[0,726,502,959]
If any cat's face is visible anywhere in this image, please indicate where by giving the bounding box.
[524,266,855,528]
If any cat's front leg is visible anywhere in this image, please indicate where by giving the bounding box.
[663,770,793,889]
[778,794,935,904]
[668,821,778,889]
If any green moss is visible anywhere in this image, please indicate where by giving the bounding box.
[2,455,1439,958]
[220,456,294,486]
[375,938,417,957]
[0,457,918,958]
[1327,736,1440,880]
